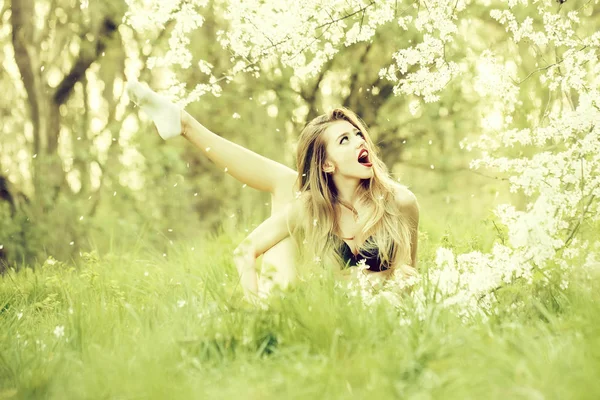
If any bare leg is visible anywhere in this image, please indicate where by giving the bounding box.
[181,111,297,194]
[127,80,298,290]
[180,112,298,293]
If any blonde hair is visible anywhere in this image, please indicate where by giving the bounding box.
[291,107,414,276]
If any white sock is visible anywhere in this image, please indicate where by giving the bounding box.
[126,80,182,140]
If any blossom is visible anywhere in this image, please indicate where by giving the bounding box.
[53,325,65,338]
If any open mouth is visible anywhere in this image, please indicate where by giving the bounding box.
[357,149,372,167]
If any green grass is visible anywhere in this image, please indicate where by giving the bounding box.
[1,225,599,400]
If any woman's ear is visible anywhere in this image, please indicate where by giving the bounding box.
[323,162,335,174]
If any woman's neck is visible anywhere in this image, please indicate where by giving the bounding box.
[332,174,361,205]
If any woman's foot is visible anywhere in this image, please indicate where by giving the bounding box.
[126,79,182,140]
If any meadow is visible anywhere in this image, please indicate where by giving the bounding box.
[1,190,599,400]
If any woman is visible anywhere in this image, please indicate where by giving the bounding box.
[126,80,419,301]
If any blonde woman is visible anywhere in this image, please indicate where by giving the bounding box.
[126,80,419,301]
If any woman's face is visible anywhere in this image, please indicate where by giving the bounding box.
[322,120,374,180]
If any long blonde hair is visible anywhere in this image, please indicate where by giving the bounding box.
[291,107,414,275]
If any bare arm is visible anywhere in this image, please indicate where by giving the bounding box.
[233,200,300,300]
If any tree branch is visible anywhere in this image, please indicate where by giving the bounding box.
[53,17,118,105]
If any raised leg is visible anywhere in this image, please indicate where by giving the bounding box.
[180,111,298,194]
[126,80,299,292]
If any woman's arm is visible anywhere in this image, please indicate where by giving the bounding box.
[233,201,299,301]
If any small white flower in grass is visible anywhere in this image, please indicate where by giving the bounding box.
[32,154,37,159]
[313,218,318,226]
[168,228,173,232]
[430,165,435,170]
[314,256,321,263]
[356,259,368,271]
[53,325,65,338]
[205,147,211,152]
[68,307,73,315]
[177,300,186,308]
[224,167,228,173]
[69,241,74,246]
[163,253,167,257]
[144,271,149,277]
[559,279,569,290]
[194,193,198,196]
[232,113,241,119]
[113,191,116,196]
[17,311,23,320]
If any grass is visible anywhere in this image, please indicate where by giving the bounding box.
[1,186,599,400]
[1,227,599,400]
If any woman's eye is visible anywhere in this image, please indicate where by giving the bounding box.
[357,132,364,138]
[340,136,348,144]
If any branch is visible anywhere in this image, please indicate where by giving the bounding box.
[515,45,589,86]
[53,17,118,105]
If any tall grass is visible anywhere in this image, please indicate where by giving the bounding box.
[1,222,599,399]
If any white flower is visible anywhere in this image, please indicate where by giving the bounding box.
[356,259,368,271]
[53,325,65,338]
[177,300,186,308]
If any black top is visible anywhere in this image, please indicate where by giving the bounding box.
[336,236,392,272]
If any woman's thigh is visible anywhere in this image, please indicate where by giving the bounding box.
[259,174,297,294]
